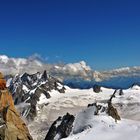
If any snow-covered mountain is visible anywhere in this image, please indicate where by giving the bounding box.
[2,55,140,139]
[26,82,140,139]
[7,70,67,121]
[5,69,140,140]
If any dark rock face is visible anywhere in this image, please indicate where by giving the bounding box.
[119,89,124,96]
[87,103,106,115]
[93,84,101,93]
[7,71,66,121]
[45,113,75,140]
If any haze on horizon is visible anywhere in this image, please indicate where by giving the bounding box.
[0,0,140,70]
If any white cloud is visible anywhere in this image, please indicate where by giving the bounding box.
[1,54,140,82]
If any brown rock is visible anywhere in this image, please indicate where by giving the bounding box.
[0,73,33,140]
[107,90,121,122]
[107,102,121,122]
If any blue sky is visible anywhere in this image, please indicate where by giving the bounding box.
[0,0,140,70]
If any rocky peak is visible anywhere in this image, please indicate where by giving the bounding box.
[8,71,67,121]
[0,72,32,140]
[41,70,48,81]
[45,113,75,140]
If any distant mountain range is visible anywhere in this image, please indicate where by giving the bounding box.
[0,55,140,89]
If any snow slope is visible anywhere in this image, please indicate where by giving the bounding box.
[63,118,140,140]
[28,84,140,140]
[61,85,140,140]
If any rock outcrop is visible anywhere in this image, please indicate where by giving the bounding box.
[0,72,32,140]
[93,84,101,93]
[107,90,121,121]
[119,89,124,96]
[45,113,75,140]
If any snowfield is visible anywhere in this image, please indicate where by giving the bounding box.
[63,118,140,140]
[27,85,140,140]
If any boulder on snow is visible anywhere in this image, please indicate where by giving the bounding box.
[58,86,66,93]
[119,89,124,96]
[93,84,101,93]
